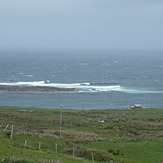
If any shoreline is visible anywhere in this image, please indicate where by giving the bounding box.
[0,85,75,92]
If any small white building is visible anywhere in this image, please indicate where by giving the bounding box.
[130,104,143,109]
[98,120,105,123]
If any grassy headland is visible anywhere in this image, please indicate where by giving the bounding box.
[0,106,163,163]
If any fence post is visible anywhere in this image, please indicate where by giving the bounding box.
[73,148,75,157]
[59,110,62,137]
[4,124,9,132]
[38,142,41,150]
[10,125,14,140]
[55,143,58,154]
[91,152,95,163]
[24,140,27,147]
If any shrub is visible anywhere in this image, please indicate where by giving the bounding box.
[63,146,114,162]
[1,156,33,163]
[113,149,120,155]
[108,149,120,155]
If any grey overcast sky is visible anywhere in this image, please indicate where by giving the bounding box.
[0,0,163,50]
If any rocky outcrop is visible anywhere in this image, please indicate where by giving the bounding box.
[0,85,75,92]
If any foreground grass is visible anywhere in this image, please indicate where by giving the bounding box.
[0,106,163,163]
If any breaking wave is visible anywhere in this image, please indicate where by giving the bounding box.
[0,81,45,86]
[118,87,163,94]
[0,81,162,94]
[0,81,120,92]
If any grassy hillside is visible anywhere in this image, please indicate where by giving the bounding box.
[0,106,163,163]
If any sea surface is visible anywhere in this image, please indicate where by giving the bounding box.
[0,49,163,109]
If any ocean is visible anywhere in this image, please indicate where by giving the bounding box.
[0,49,163,109]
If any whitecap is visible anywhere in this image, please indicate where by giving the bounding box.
[25,75,34,77]
[44,80,50,83]
[80,83,90,86]
[1,81,161,94]
[0,81,121,92]
[117,87,163,94]
[0,81,45,86]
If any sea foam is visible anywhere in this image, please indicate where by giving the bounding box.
[0,81,162,94]
[0,81,121,92]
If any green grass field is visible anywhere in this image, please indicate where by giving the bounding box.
[0,106,163,163]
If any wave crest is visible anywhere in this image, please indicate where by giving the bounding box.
[0,81,121,92]
[0,81,162,94]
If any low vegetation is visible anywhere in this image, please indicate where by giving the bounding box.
[0,106,163,163]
